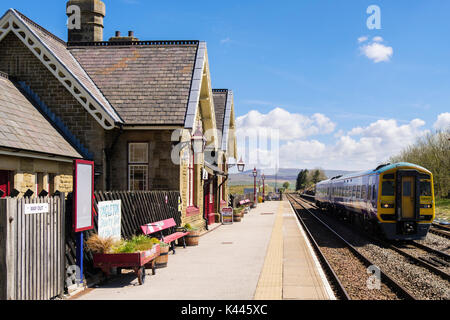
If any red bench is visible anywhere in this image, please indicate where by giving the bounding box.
[141,218,189,254]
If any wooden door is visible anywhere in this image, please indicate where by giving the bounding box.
[0,170,10,198]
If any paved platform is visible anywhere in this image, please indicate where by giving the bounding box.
[74,201,334,300]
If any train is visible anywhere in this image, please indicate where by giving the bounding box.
[314,162,435,240]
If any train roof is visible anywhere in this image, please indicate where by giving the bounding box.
[317,162,432,186]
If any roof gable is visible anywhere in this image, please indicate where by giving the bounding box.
[212,89,237,158]
[0,9,122,130]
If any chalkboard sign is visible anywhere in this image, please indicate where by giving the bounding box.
[221,207,233,225]
[73,160,94,232]
[98,200,122,240]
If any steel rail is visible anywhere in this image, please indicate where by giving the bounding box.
[297,195,450,284]
[429,226,450,239]
[287,194,417,300]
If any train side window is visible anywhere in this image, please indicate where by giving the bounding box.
[372,185,377,200]
[362,185,366,200]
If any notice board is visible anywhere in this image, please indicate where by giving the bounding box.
[73,160,94,232]
[221,207,233,225]
[98,200,122,240]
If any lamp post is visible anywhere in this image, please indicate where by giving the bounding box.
[262,173,265,203]
[252,167,258,204]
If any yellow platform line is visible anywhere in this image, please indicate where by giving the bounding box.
[254,202,284,300]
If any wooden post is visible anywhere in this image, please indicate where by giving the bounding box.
[3,198,17,300]
[0,199,7,300]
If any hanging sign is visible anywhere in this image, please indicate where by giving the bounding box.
[73,160,94,232]
[98,200,122,240]
[202,168,209,180]
[221,207,233,225]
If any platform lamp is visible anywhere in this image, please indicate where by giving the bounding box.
[191,122,207,154]
[252,167,258,204]
[228,157,246,173]
[261,173,266,203]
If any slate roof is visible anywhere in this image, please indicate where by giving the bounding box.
[213,89,234,152]
[213,89,227,134]
[68,42,199,125]
[0,74,82,158]
[2,9,205,127]
[13,9,123,124]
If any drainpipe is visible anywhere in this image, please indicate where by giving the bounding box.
[105,124,123,190]
[202,174,213,231]
[218,174,229,207]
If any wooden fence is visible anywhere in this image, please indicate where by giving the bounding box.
[0,196,65,300]
[65,190,181,286]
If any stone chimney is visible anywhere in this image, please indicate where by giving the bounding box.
[109,30,139,42]
[66,0,105,42]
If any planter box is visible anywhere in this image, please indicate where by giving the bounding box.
[93,244,160,285]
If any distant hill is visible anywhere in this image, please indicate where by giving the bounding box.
[229,168,355,186]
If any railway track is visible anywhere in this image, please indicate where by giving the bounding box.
[298,193,450,281]
[286,194,415,300]
[294,193,450,299]
[430,224,450,239]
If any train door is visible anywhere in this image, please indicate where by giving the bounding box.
[401,176,415,219]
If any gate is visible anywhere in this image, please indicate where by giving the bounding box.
[0,196,65,300]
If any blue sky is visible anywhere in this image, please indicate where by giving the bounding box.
[2,0,449,170]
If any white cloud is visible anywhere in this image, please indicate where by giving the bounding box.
[372,36,384,42]
[358,36,368,43]
[236,107,336,141]
[359,37,393,63]
[220,37,231,44]
[433,112,450,131]
[235,106,434,171]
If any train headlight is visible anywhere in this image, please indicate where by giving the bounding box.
[381,203,394,208]
[420,204,432,209]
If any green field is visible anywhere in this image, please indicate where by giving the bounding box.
[436,198,450,220]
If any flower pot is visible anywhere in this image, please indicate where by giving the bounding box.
[155,245,169,268]
[233,215,242,222]
[185,230,200,246]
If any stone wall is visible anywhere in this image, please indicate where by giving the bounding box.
[109,130,179,191]
[0,154,73,197]
[0,32,106,189]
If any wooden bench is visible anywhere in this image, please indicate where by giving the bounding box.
[141,218,189,254]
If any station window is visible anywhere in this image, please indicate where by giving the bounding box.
[128,143,149,191]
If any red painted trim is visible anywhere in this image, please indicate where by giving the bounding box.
[73,160,95,233]
[186,206,200,217]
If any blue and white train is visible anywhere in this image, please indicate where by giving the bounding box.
[315,163,435,240]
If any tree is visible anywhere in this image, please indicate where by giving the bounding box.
[390,130,449,199]
[311,169,327,184]
[283,182,290,190]
[296,169,309,191]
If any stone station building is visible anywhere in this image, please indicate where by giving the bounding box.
[0,1,239,230]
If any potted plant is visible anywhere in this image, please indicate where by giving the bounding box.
[184,224,200,246]
[154,239,170,269]
[233,208,243,222]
